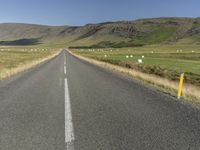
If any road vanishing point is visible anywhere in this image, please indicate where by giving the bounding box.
[0,50,200,150]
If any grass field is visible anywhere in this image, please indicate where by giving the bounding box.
[71,45,200,86]
[0,45,61,80]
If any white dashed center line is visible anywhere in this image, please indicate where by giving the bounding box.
[64,66,67,75]
[64,54,75,150]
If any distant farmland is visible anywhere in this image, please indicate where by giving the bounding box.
[71,45,200,85]
[71,44,200,86]
[0,46,60,80]
[70,44,200,103]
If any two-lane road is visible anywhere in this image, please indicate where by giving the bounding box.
[0,50,199,150]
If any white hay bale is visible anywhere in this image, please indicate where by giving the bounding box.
[138,59,143,63]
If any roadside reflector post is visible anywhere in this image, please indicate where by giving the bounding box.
[177,73,184,99]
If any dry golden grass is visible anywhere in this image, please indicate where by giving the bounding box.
[69,51,200,104]
[0,50,61,80]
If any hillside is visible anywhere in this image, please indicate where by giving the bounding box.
[0,17,200,47]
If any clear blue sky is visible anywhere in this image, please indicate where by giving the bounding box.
[0,0,199,26]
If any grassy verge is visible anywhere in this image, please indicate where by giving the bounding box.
[69,45,200,104]
[0,45,62,80]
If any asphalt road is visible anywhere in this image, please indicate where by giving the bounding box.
[0,50,200,150]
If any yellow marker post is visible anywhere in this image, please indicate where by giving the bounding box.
[177,73,184,99]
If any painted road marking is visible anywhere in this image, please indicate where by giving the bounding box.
[65,78,75,143]
[64,66,67,75]
[64,56,75,150]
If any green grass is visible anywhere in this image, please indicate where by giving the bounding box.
[71,44,200,86]
[0,45,62,80]
[135,26,178,44]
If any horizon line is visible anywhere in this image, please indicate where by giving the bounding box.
[0,16,199,27]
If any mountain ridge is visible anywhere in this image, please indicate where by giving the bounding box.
[0,17,200,47]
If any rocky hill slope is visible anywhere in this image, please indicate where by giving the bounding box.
[0,17,200,47]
